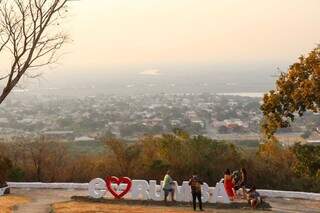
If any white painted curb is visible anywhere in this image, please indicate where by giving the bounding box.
[258,189,320,201]
[8,182,88,189]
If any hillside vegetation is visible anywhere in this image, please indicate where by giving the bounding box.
[0,132,319,193]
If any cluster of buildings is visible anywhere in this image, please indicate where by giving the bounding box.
[0,92,319,146]
[0,93,261,141]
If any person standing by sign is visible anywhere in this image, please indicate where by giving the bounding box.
[189,175,204,211]
[237,168,248,199]
[224,169,236,200]
[162,170,175,203]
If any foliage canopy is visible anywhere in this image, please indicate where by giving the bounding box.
[261,47,320,137]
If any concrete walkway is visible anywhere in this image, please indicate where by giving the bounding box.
[7,188,320,213]
[12,188,86,213]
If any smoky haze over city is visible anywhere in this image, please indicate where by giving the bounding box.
[1,1,320,212]
[19,63,277,97]
[1,0,320,142]
[2,0,320,97]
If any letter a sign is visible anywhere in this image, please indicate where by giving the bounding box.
[211,181,230,203]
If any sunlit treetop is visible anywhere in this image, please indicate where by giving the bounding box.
[261,46,320,137]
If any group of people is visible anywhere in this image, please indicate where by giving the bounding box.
[224,168,247,200]
[162,168,261,211]
[223,168,261,208]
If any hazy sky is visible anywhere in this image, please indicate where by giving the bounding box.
[2,0,320,92]
[57,0,320,73]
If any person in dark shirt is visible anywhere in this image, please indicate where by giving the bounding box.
[235,168,248,199]
[188,175,204,211]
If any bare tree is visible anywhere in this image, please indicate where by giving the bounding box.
[0,0,69,104]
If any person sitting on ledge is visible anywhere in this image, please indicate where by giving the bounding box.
[189,174,204,211]
[162,170,175,203]
[247,185,261,209]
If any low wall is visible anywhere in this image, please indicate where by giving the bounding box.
[7,182,320,201]
[8,182,88,189]
[258,189,320,200]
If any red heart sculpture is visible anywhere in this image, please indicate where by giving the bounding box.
[105,176,132,199]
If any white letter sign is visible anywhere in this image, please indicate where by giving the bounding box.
[88,178,230,204]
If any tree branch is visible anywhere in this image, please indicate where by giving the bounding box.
[0,0,69,104]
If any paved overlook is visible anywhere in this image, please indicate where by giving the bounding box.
[0,188,319,213]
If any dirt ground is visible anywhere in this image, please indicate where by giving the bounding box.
[53,201,252,213]
[52,198,320,213]
[0,188,319,213]
[0,195,29,213]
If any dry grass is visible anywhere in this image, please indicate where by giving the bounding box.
[0,195,29,213]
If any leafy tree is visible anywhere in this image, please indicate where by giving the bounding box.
[0,156,12,186]
[292,143,320,177]
[261,47,320,137]
[105,139,142,177]
[255,138,300,190]
[172,128,190,139]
